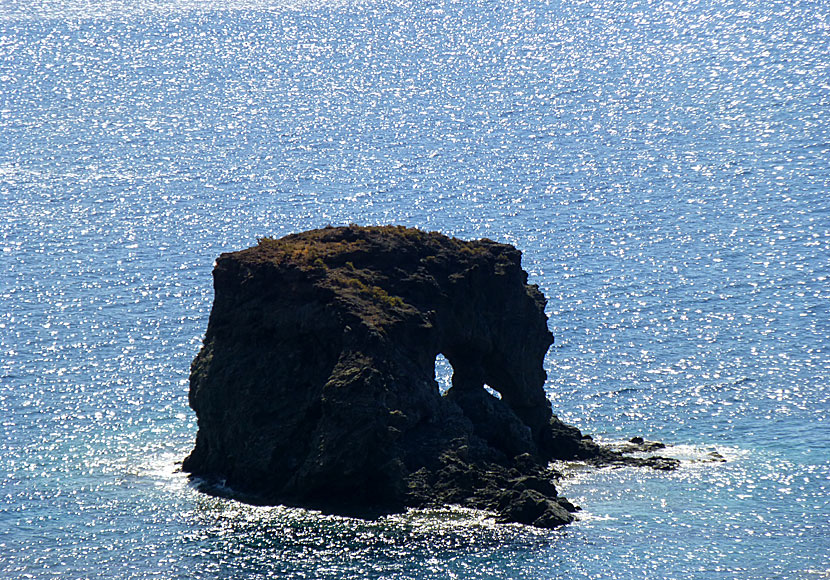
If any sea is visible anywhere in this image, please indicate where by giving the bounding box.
[1,0,828,577]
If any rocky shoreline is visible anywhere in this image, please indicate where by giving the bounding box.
[182,225,679,528]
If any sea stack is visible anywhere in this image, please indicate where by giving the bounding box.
[182,225,667,528]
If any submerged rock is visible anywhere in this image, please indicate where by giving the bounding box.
[182,225,674,528]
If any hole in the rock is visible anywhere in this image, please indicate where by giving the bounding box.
[434,354,452,396]
[484,385,502,400]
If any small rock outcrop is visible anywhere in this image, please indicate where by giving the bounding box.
[182,225,676,528]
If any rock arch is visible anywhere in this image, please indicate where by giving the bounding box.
[182,225,611,528]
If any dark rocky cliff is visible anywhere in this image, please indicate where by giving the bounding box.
[182,225,675,528]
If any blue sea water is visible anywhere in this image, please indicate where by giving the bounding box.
[1,0,828,577]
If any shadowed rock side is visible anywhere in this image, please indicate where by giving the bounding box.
[182,225,677,528]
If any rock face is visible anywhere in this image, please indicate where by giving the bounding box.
[182,225,675,528]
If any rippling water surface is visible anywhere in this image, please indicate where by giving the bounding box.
[1,0,828,578]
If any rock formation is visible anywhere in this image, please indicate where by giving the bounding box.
[182,225,676,528]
